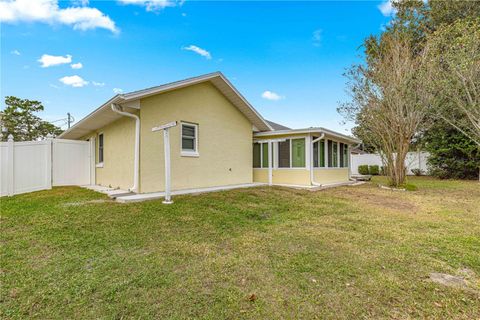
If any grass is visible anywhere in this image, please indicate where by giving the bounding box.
[1,177,479,319]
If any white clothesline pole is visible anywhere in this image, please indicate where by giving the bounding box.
[152,121,177,204]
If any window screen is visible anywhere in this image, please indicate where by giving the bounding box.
[262,143,269,168]
[339,143,344,167]
[291,138,305,167]
[343,144,349,167]
[278,139,290,168]
[327,140,333,167]
[253,143,261,168]
[319,140,325,167]
[182,123,197,151]
[333,142,338,167]
[98,133,104,163]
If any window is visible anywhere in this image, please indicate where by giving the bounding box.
[339,143,344,167]
[262,143,269,168]
[313,139,325,167]
[292,138,305,167]
[342,144,349,167]
[253,143,261,168]
[313,141,319,167]
[333,142,338,167]
[181,123,198,156]
[327,140,333,167]
[98,133,104,164]
[319,140,325,167]
[253,142,269,168]
[278,139,290,168]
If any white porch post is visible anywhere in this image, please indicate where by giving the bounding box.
[337,141,340,168]
[305,135,311,171]
[268,141,273,186]
[324,139,329,168]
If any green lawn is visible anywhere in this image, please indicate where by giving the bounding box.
[1,177,479,319]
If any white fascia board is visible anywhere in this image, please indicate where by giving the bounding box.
[253,127,361,144]
[58,95,124,139]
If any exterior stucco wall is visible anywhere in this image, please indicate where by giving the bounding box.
[81,115,136,190]
[313,168,349,184]
[253,169,311,186]
[139,82,253,193]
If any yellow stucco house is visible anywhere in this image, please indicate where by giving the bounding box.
[60,72,360,198]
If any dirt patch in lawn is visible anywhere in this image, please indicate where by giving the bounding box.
[328,188,418,213]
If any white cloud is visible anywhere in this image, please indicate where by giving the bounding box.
[59,75,88,87]
[92,81,105,87]
[11,49,21,55]
[113,88,123,93]
[182,45,211,59]
[71,0,89,6]
[378,0,395,16]
[38,54,72,67]
[0,0,118,33]
[118,0,181,12]
[312,29,322,47]
[261,91,284,101]
[71,62,83,69]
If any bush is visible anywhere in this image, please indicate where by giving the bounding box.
[369,165,380,175]
[404,183,418,191]
[411,168,424,176]
[358,165,370,175]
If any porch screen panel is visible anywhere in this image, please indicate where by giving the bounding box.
[253,143,261,168]
[262,143,269,168]
[278,139,290,168]
[313,141,319,167]
[333,142,338,167]
[292,138,305,167]
[339,143,344,167]
[319,140,325,167]
[343,144,349,167]
[327,140,333,167]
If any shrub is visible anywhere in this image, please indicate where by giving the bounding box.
[404,183,418,191]
[411,168,424,176]
[358,165,369,175]
[369,165,380,175]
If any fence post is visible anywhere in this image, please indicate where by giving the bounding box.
[6,134,14,196]
[46,135,53,190]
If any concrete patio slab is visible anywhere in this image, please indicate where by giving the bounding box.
[115,182,267,203]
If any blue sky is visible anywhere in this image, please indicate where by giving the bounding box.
[1,0,393,133]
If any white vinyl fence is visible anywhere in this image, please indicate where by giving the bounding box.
[0,135,91,196]
[350,151,430,175]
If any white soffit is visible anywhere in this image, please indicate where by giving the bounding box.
[60,72,272,140]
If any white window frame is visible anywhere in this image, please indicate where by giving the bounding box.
[96,132,104,168]
[253,142,269,169]
[276,136,307,170]
[181,122,199,157]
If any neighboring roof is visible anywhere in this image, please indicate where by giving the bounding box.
[350,147,367,154]
[60,72,273,139]
[253,127,361,144]
[266,120,291,131]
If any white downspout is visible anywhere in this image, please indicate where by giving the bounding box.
[111,104,140,193]
[310,133,325,187]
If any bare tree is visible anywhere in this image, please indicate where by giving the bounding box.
[339,35,430,187]
[422,18,480,147]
